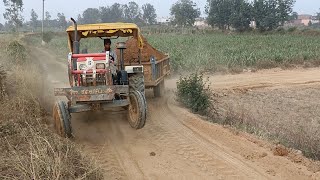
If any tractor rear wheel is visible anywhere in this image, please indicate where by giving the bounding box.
[53,101,72,138]
[128,90,146,129]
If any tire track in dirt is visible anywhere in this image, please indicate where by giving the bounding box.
[82,143,127,180]
[209,68,320,91]
[145,96,269,179]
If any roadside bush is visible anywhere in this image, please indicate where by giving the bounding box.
[177,73,211,114]
[5,41,27,63]
[43,31,54,43]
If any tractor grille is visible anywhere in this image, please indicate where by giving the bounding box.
[81,74,107,86]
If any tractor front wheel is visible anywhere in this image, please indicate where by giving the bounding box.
[128,90,146,129]
[53,101,72,138]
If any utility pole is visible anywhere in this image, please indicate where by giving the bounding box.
[42,0,45,45]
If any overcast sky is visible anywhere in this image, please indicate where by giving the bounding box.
[0,0,319,23]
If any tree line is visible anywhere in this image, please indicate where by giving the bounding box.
[206,0,296,31]
[1,0,157,31]
[1,0,318,32]
[76,2,157,26]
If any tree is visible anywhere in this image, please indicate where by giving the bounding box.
[45,11,51,26]
[124,1,141,22]
[3,0,24,30]
[57,13,67,28]
[252,0,295,31]
[206,0,232,30]
[206,0,252,31]
[289,11,298,21]
[109,3,125,22]
[316,9,320,22]
[100,3,126,23]
[142,3,157,25]
[170,0,200,27]
[277,0,296,25]
[308,20,312,27]
[82,8,100,24]
[99,6,111,22]
[252,0,276,31]
[229,0,252,31]
[77,14,83,24]
[30,9,38,29]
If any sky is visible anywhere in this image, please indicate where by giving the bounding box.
[0,0,319,23]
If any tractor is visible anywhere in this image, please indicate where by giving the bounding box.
[53,18,148,138]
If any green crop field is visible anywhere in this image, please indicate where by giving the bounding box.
[146,33,320,71]
[29,32,320,72]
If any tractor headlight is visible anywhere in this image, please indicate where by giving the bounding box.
[79,64,87,70]
[96,63,106,69]
[133,67,143,72]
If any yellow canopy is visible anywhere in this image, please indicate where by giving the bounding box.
[66,23,143,52]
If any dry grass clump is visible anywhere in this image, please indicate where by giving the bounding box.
[0,40,103,179]
[210,91,320,161]
[0,118,103,179]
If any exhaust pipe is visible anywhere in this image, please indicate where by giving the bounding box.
[71,18,80,54]
[117,42,126,71]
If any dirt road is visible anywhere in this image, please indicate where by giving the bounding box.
[208,68,320,91]
[33,47,319,180]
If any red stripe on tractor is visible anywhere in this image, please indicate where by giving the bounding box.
[77,57,106,62]
[72,53,106,58]
[72,69,108,74]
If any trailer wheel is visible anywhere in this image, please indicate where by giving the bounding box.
[53,101,72,138]
[154,80,165,97]
[128,90,146,129]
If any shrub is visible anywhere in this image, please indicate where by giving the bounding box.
[177,73,211,114]
[5,40,27,63]
[43,31,54,43]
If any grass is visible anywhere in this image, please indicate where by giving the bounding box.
[0,38,103,179]
[146,33,320,71]
[204,85,320,161]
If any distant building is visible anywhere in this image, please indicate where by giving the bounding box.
[290,14,319,26]
[250,21,257,29]
[298,14,312,26]
[194,18,209,28]
[156,17,170,25]
[311,16,320,24]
